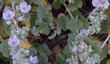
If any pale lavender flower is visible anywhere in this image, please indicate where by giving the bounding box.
[78,29,90,36]
[8,35,20,47]
[19,1,31,14]
[72,45,78,54]
[29,55,39,64]
[3,10,15,21]
[9,50,17,58]
[92,0,110,9]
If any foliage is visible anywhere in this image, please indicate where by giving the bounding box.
[0,0,110,64]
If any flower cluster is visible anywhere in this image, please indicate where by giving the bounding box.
[69,0,110,63]
[88,8,107,33]
[92,0,110,10]
[3,1,31,21]
[70,40,100,64]
[2,1,39,64]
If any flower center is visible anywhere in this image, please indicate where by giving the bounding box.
[7,14,11,18]
[22,7,26,10]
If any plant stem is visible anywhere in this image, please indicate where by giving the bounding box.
[63,4,74,21]
[101,34,110,48]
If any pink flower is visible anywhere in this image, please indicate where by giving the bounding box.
[8,35,20,47]
[3,10,15,21]
[92,0,109,9]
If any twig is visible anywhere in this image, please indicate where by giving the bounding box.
[101,34,110,48]
[63,3,74,21]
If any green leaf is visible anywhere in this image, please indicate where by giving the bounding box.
[35,19,42,26]
[56,53,66,64]
[100,48,108,61]
[58,16,69,30]
[101,17,110,32]
[30,15,36,26]
[68,33,77,42]
[31,26,39,36]
[69,0,83,11]
[91,42,102,54]
[53,0,63,9]
[34,44,52,56]
[4,23,10,37]
[84,37,102,55]
[29,46,37,54]
[39,22,50,35]
[62,42,71,58]
[0,0,3,3]
[66,19,82,32]
[41,44,52,55]
[39,52,48,64]
[0,40,10,57]
[37,6,45,19]
[37,5,51,19]
[72,11,90,28]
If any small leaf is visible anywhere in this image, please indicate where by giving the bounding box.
[101,17,110,32]
[53,0,63,9]
[100,48,107,61]
[56,53,66,64]
[39,52,48,64]
[69,0,82,11]
[62,42,71,58]
[58,16,69,30]
[39,22,50,35]
[34,44,52,56]
[0,40,10,57]
[84,37,102,54]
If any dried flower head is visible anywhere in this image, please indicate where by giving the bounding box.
[20,39,31,48]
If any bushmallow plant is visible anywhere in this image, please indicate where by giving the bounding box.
[69,40,100,64]
[2,0,39,64]
[68,0,109,64]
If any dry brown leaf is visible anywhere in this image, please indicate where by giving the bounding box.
[5,0,12,5]
[52,45,62,54]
